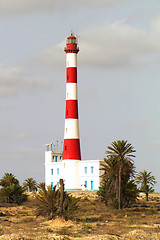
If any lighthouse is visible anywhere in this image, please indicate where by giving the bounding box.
[62,33,81,190]
[45,34,103,191]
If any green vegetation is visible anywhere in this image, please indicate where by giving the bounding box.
[0,173,19,187]
[35,183,78,220]
[136,170,156,201]
[23,177,38,192]
[0,173,27,205]
[99,140,138,209]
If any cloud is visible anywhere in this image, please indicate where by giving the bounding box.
[0,129,32,142]
[0,64,52,98]
[33,43,64,69]
[36,18,160,69]
[145,139,160,148]
[0,146,43,170]
[150,18,160,53]
[0,0,125,17]
[79,19,160,68]
[126,120,153,128]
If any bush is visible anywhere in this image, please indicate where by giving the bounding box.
[107,198,119,209]
[62,193,78,220]
[35,184,78,220]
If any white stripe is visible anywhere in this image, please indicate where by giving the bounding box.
[64,119,80,139]
[66,83,77,100]
[63,160,80,189]
[66,53,77,67]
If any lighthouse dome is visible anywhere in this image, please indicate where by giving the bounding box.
[67,33,77,44]
[68,33,76,39]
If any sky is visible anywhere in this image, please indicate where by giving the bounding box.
[0,0,160,191]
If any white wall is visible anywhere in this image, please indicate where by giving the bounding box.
[79,160,102,190]
[45,151,64,187]
[63,160,81,190]
[45,151,103,191]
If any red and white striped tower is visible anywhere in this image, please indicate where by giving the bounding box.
[63,33,81,190]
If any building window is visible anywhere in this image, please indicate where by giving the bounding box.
[51,182,54,189]
[57,168,59,175]
[60,156,62,160]
[91,166,94,174]
[65,145,67,150]
[55,156,57,162]
[84,167,87,174]
[91,181,94,190]
[51,169,53,175]
[85,181,87,188]
[67,110,68,115]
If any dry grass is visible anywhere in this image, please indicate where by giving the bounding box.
[0,191,160,239]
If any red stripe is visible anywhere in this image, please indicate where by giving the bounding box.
[63,139,81,160]
[66,68,77,83]
[65,100,78,119]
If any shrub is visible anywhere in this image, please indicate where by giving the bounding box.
[35,184,78,220]
[35,185,59,219]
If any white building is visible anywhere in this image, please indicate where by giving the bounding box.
[45,145,103,191]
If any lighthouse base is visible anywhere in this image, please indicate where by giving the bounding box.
[63,160,81,190]
[45,150,103,191]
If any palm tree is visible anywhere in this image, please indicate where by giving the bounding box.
[38,182,46,191]
[100,153,137,208]
[100,156,119,201]
[35,184,78,220]
[23,178,38,192]
[0,173,27,204]
[105,140,136,209]
[136,170,156,201]
[0,173,19,187]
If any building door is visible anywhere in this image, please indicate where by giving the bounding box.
[85,181,87,189]
[91,181,93,190]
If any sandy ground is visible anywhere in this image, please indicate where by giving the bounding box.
[0,191,160,239]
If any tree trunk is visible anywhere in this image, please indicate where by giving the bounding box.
[118,164,122,210]
[59,179,64,215]
[115,175,118,200]
[146,192,148,201]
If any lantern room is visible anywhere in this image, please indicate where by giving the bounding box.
[64,33,79,54]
